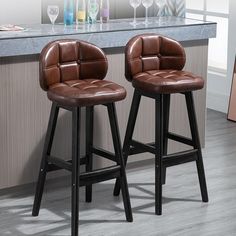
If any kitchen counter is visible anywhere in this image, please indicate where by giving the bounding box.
[0,16,216,57]
[0,17,216,189]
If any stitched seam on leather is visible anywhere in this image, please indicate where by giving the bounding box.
[57,61,78,66]
[80,86,99,90]
[45,65,58,70]
[90,80,99,84]
[70,82,85,87]
[101,83,114,87]
[80,59,107,64]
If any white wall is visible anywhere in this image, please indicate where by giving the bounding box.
[207,0,236,113]
[0,0,41,25]
[227,0,236,96]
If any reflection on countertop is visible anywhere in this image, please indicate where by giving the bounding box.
[0,16,216,57]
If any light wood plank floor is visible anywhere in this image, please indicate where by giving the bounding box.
[1,109,236,236]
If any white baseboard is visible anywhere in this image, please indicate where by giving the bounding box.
[207,91,229,113]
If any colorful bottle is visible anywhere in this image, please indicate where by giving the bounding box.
[76,0,86,24]
[64,0,74,25]
[100,0,109,23]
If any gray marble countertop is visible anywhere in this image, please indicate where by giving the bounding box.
[0,16,216,57]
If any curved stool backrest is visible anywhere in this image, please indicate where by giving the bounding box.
[39,39,108,91]
[125,34,186,81]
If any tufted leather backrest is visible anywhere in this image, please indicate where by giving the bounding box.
[39,39,108,91]
[125,34,186,81]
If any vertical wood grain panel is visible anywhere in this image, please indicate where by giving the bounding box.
[0,41,208,189]
[0,59,9,188]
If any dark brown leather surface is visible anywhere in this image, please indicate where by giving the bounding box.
[40,39,126,107]
[47,79,126,107]
[125,34,204,94]
[133,70,204,94]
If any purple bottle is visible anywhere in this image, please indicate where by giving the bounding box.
[100,0,109,23]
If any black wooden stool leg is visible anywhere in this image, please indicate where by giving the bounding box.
[107,103,133,222]
[71,107,81,236]
[155,95,164,215]
[162,94,171,185]
[85,106,94,203]
[32,102,59,216]
[113,90,141,196]
[185,92,209,202]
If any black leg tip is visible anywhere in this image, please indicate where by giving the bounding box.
[85,187,92,202]
[85,193,92,203]
[202,197,209,203]
[201,192,209,202]
[155,209,162,215]
[113,181,121,196]
[32,212,39,217]
[85,199,92,203]
[127,217,133,222]
[32,207,40,217]
[113,184,121,196]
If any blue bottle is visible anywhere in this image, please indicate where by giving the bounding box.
[64,0,74,25]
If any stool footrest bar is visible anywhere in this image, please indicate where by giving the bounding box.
[130,140,156,155]
[48,156,72,172]
[47,155,87,172]
[92,147,116,162]
[167,132,193,146]
[162,149,198,167]
[80,165,121,186]
[129,142,155,155]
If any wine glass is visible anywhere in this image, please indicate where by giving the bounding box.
[88,0,99,24]
[142,0,154,25]
[129,0,141,26]
[155,0,166,19]
[47,5,59,25]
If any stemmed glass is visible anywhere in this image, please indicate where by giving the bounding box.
[129,0,141,26]
[142,0,154,25]
[155,0,166,20]
[47,5,59,25]
[88,0,99,24]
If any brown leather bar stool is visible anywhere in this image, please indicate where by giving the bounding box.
[114,34,209,215]
[32,39,133,236]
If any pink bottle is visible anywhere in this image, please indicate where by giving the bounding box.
[100,0,109,23]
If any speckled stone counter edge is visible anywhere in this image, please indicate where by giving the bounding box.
[0,18,216,57]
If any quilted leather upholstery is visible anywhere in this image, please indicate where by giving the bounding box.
[125,34,204,94]
[133,70,204,94]
[40,39,126,107]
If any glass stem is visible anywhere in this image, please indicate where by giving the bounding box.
[134,7,136,24]
[145,7,148,24]
[156,7,159,23]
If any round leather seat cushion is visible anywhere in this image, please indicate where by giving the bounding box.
[132,70,204,94]
[47,79,127,107]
